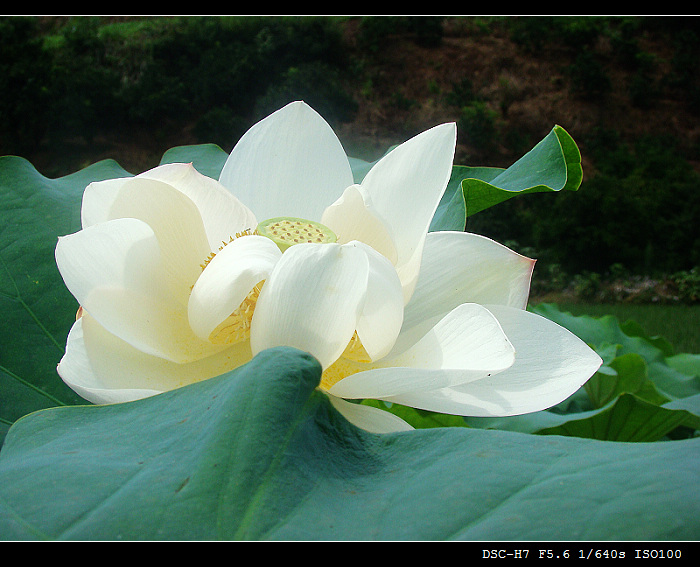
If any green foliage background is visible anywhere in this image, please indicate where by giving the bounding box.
[0,16,357,157]
[2,15,699,286]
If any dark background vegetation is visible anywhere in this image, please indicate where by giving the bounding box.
[2,15,699,304]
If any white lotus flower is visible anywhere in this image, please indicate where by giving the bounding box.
[55,101,601,434]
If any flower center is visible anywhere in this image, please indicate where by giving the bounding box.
[208,281,264,345]
[202,217,370,376]
[255,217,337,251]
[201,218,337,345]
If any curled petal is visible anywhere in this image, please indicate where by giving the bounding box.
[138,162,258,251]
[219,101,354,222]
[328,395,414,434]
[82,163,258,253]
[58,312,251,404]
[55,218,220,364]
[82,175,212,303]
[382,305,603,417]
[347,241,404,362]
[359,122,457,301]
[188,235,282,342]
[250,243,369,369]
[80,176,130,228]
[392,231,535,355]
[328,303,515,399]
[322,184,398,265]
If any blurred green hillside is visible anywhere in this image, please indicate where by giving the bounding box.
[2,15,699,302]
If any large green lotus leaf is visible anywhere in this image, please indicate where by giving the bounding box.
[429,166,468,232]
[537,393,698,442]
[465,394,698,442]
[159,143,228,179]
[1,346,698,541]
[585,351,672,409]
[460,125,583,219]
[0,156,133,439]
[667,352,700,378]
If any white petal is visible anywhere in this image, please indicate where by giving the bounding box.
[392,231,535,355]
[328,395,414,434]
[348,241,404,362]
[82,174,212,303]
[218,101,354,222]
[139,162,258,251]
[188,235,281,341]
[321,184,398,265]
[382,305,603,417]
[58,312,251,404]
[82,163,257,253]
[359,122,456,301]
[80,176,129,228]
[250,242,369,369]
[328,303,515,399]
[55,218,221,364]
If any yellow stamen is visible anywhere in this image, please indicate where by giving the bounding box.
[193,229,259,345]
[342,331,372,363]
[320,355,366,391]
[318,332,376,390]
[208,281,264,345]
[200,229,253,271]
